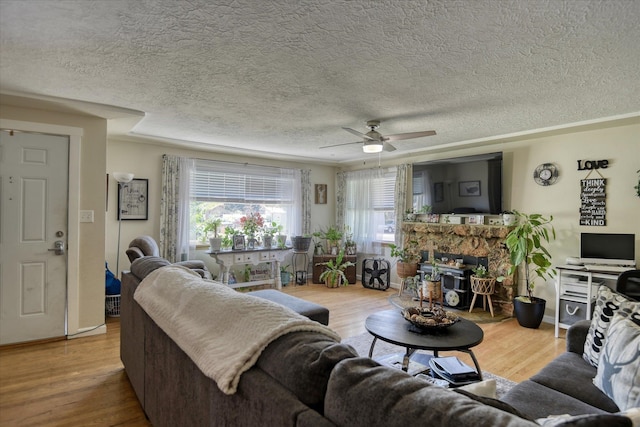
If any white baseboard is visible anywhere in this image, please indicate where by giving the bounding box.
[67,324,107,340]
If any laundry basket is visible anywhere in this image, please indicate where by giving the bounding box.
[105,294,121,317]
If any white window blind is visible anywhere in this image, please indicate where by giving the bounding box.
[192,160,294,203]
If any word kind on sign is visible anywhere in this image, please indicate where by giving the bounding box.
[580,178,606,226]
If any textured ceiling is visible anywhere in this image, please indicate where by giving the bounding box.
[1,0,639,164]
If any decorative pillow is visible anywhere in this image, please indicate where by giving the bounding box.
[536,413,632,426]
[583,286,640,367]
[619,408,640,427]
[457,379,497,399]
[593,312,640,411]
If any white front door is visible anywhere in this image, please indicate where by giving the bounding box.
[0,131,69,345]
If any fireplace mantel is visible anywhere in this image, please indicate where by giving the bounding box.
[402,222,516,315]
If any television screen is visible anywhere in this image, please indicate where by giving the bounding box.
[412,152,503,214]
[580,233,635,264]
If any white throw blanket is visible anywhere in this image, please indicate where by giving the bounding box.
[134,265,341,394]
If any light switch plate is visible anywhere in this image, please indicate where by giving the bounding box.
[80,210,94,223]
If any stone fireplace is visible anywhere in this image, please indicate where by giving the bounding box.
[402,222,516,316]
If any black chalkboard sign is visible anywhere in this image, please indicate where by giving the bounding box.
[580,178,606,226]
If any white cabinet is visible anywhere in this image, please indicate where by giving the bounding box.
[209,247,291,290]
[554,267,619,337]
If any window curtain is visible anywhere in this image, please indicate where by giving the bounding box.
[394,163,412,246]
[301,169,311,235]
[160,154,194,262]
[281,167,303,237]
[336,172,346,229]
[341,168,385,254]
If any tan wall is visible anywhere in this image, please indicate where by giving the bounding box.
[106,139,338,275]
[0,104,107,331]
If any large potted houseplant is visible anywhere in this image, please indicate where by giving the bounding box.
[504,210,556,328]
[316,248,355,288]
[389,240,421,279]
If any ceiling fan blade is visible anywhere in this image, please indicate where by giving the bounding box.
[342,127,375,141]
[383,141,396,152]
[385,130,436,141]
[320,141,361,149]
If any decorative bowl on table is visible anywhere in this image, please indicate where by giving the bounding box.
[401,306,459,330]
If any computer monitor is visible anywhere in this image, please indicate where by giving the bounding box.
[580,233,635,266]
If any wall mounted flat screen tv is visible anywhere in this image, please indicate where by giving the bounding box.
[412,152,503,215]
[580,233,635,265]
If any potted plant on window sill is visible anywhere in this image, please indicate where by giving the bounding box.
[203,218,223,251]
[316,249,355,288]
[503,210,556,329]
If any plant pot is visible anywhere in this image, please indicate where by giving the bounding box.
[280,271,291,286]
[292,236,312,252]
[325,274,343,288]
[263,235,273,248]
[345,244,356,255]
[396,261,418,279]
[276,234,287,248]
[209,237,222,252]
[513,296,546,329]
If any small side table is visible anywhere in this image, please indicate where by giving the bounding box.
[292,251,309,285]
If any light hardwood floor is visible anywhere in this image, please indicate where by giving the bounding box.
[0,282,566,426]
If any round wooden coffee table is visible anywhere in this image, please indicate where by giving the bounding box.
[365,309,484,377]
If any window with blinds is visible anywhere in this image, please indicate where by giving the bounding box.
[190,159,300,244]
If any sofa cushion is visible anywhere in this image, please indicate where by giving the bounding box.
[257,331,357,412]
[325,357,538,427]
[502,380,611,420]
[593,313,640,411]
[130,256,171,280]
[584,286,639,367]
[527,351,618,412]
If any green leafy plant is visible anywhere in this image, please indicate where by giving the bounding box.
[418,205,432,214]
[472,264,489,278]
[316,249,355,286]
[504,210,556,302]
[202,218,223,238]
[221,226,237,249]
[423,259,440,281]
[389,240,421,264]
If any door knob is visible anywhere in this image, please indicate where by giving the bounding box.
[48,240,65,255]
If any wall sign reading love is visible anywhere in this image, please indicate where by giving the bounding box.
[578,159,609,226]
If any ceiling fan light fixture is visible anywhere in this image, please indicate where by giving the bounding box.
[363,140,383,153]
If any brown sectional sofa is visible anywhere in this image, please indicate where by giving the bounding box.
[120,256,632,427]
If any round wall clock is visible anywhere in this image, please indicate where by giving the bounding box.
[533,163,558,186]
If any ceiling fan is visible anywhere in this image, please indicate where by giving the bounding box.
[321,120,436,153]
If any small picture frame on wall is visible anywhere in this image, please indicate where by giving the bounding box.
[315,184,327,204]
[458,180,481,197]
[118,178,149,220]
[233,234,246,251]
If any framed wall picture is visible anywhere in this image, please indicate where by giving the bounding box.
[118,178,148,220]
[233,234,246,250]
[458,180,481,197]
[315,184,327,204]
[433,182,444,202]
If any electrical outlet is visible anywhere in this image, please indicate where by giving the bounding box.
[80,210,94,223]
